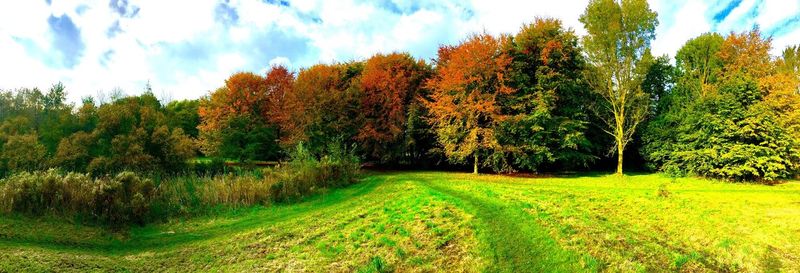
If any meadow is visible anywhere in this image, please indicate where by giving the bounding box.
[1,171,798,272]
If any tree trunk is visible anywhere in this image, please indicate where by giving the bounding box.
[616,141,624,175]
[473,154,479,174]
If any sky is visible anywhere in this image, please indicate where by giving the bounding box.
[1,0,799,103]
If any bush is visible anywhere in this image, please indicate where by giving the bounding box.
[0,170,154,227]
[270,142,360,202]
[0,143,360,227]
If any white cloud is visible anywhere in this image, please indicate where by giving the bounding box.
[1,0,799,104]
[756,0,799,31]
[772,28,800,56]
[651,0,712,58]
[268,56,292,68]
[468,0,590,36]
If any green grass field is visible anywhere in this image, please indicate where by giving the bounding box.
[1,172,798,272]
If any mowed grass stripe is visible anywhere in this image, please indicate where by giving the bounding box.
[417,175,587,272]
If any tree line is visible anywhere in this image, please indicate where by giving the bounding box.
[0,0,798,181]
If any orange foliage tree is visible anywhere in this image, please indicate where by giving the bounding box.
[277,63,362,153]
[423,33,514,174]
[357,52,430,162]
[198,67,291,160]
[717,27,773,81]
[263,65,294,124]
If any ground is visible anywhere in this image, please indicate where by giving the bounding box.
[1,172,799,272]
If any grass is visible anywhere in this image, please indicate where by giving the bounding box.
[1,171,799,272]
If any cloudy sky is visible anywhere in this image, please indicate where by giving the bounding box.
[1,0,799,103]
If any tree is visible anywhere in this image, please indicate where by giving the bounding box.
[1,133,46,172]
[497,18,595,172]
[357,52,431,162]
[674,33,724,97]
[198,72,267,137]
[777,45,800,95]
[424,33,514,174]
[278,63,362,154]
[579,0,658,175]
[53,131,96,171]
[75,92,197,174]
[198,68,287,161]
[642,29,800,181]
[263,65,295,125]
[165,99,200,138]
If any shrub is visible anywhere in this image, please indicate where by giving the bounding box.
[0,142,360,227]
[270,142,360,202]
[0,170,154,227]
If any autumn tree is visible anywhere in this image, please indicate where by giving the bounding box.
[263,65,295,124]
[198,68,288,161]
[356,52,431,162]
[580,0,658,175]
[424,33,514,174]
[278,63,362,154]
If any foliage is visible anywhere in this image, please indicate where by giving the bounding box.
[278,63,363,154]
[580,0,659,174]
[674,32,724,97]
[356,52,431,163]
[0,134,46,172]
[497,17,595,172]
[642,28,800,181]
[0,84,197,176]
[83,93,196,174]
[423,33,514,174]
[165,99,201,138]
[198,70,284,161]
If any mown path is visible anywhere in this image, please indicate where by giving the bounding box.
[421,178,584,272]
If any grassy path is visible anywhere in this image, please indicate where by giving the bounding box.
[1,171,799,272]
[422,180,585,272]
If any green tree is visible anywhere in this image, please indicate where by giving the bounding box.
[674,33,724,97]
[38,83,77,154]
[642,34,721,171]
[1,133,46,172]
[165,99,200,138]
[497,18,595,172]
[579,0,658,175]
[643,29,800,181]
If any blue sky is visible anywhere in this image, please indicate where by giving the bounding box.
[0,0,798,103]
